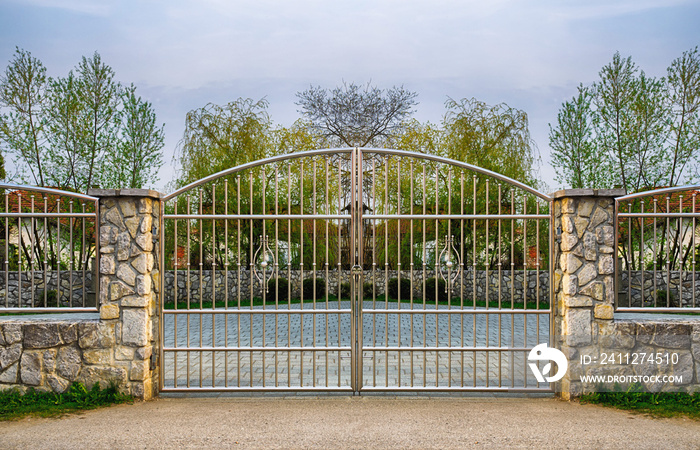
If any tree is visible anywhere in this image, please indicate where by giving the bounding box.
[0,48,47,185]
[442,97,539,187]
[295,81,418,147]
[666,46,700,185]
[549,85,607,188]
[176,98,272,187]
[104,85,165,189]
[549,48,700,191]
[0,49,165,192]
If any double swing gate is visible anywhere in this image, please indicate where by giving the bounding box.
[160,148,553,393]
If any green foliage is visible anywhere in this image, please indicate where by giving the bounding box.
[302,278,326,300]
[0,48,164,192]
[267,277,289,303]
[0,382,132,421]
[176,98,273,187]
[424,277,448,302]
[339,282,374,299]
[35,289,58,307]
[656,289,678,307]
[387,277,411,300]
[580,383,700,419]
[340,282,350,299]
[442,97,539,188]
[550,47,700,191]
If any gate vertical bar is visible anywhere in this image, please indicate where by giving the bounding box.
[349,147,358,392]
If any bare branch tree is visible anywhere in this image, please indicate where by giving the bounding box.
[295,81,418,147]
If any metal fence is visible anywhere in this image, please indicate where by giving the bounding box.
[615,185,700,312]
[0,184,99,313]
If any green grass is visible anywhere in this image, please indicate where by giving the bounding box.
[164,294,547,310]
[580,383,700,420]
[0,382,133,421]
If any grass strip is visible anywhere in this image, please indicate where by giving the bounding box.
[580,383,700,419]
[0,382,133,421]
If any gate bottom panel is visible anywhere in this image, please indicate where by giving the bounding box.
[161,305,550,391]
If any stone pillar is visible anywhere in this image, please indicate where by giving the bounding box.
[89,188,160,400]
[552,189,624,400]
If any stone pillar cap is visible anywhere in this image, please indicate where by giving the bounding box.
[87,188,162,199]
[551,188,626,199]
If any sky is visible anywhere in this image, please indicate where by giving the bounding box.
[1,0,699,193]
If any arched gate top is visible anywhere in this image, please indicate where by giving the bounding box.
[164,147,552,202]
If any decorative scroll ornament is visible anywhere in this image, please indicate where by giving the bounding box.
[253,235,275,292]
[438,235,462,293]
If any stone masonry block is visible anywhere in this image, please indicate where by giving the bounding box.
[23,323,62,349]
[577,263,597,286]
[121,199,137,218]
[117,264,137,286]
[110,281,135,301]
[565,308,592,346]
[136,275,152,296]
[125,217,141,239]
[100,254,116,275]
[78,322,115,349]
[100,303,120,320]
[594,304,614,320]
[122,309,148,346]
[20,351,42,386]
[561,274,578,296]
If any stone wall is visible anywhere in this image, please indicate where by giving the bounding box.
[0,316,142,394]
[0,271,95,308]
[619,271,700,308]
[572,319,700,394]
[163,269,550,303]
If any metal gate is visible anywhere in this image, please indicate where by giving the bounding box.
[160,148,552,393]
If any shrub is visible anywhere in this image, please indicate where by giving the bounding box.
[424,277,448,302]
[267,278,289,302]
[302,278,326,300]
[363,282,374,299]
[36,289,59,307]
[340,282,351,299]
[340,282,374,299]
[387,277,411,300]
[656,289,678,307]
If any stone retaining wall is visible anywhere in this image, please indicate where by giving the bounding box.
[567,319,700,395]
[163,269,550,303]
[619,271,700,307]
[0,316,151,395]
[0,271,95,308]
